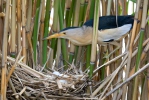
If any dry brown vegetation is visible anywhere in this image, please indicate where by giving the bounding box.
[0,0,149,100]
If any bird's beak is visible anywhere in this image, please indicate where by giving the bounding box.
[43,33,65,40]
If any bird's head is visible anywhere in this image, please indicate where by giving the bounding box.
[43,27,81,40]
[43,32,66,40]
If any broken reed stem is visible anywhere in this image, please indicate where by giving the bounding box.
[122,1,141,99]
[1,0,10,99]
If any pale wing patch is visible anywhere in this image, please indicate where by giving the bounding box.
[98,24,132,42]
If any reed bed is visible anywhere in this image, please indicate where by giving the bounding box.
[0,0,149,100]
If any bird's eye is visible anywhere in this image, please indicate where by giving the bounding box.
[63,32,66,34]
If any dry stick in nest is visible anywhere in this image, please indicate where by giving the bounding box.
[6,56,47,78]
[5,54,86,83]
[8,76,19,100]
[6,48,22,85]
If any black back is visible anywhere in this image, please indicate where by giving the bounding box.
[83,15,134,30]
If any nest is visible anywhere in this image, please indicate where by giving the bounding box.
[6,56,94,100]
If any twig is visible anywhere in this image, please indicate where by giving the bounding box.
[101,62,149,100]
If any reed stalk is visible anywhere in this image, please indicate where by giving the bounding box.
[69,0,80,64]
[32,0,37,17]
[50,0,59,67]
[86,0,95,69]
[82,1,88,20]
[39,0,45,65]
[42,0,51,67]
[22,0,26,63]
[0,7,3,51]
[90,0,100,77]
[26,0,32,34]
[32,0,41,64]
[67,0,76,27]
[26,0,33,66]
[106,0,112,15]
[10,0,16,58]
[59,1,68,69]
[61,0,65,18]
[132,0,148,100]
[78,0,85,25]
[122,1,141,99]
[127,2,142,98]
[17,0,21,54]
[74,0,87,64]
[1,0,10,99]
[65,0,71,27]
[55,0,64,67]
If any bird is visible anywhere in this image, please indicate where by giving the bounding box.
[43,15,134,57]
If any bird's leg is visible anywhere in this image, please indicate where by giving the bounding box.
[103,41,121,59]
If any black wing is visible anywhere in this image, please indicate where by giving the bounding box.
[83,15,134,30]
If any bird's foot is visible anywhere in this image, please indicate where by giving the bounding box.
[102,51,109,59]
[103,47,120,59]
[103,53,111,59]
